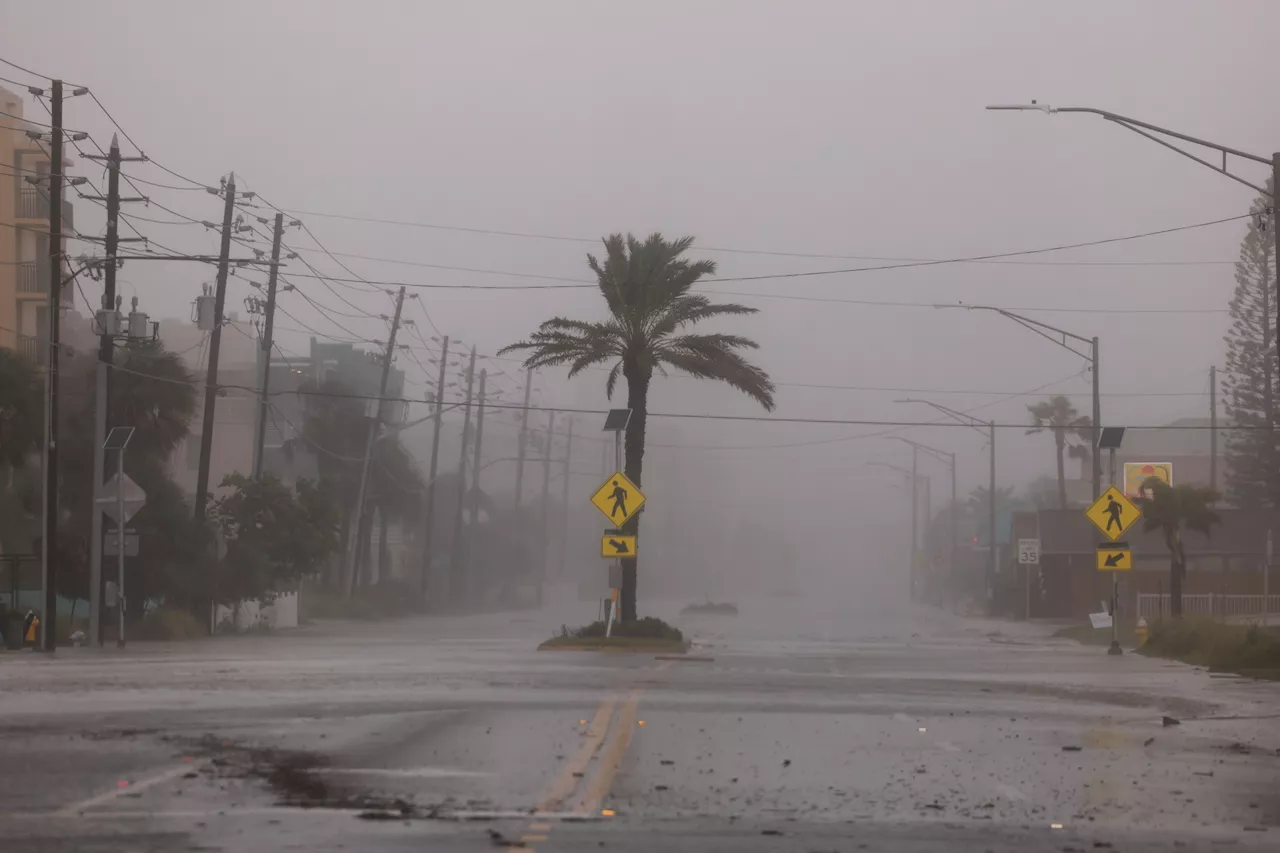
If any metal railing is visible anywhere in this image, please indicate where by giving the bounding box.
[1137,593,1280,621]
[16,261,44,293]
[17,335,44,366]
[17,187,47,219]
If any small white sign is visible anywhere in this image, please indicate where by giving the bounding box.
[1089,611,1113,630]
[96,472,147,524]
[1017,538,1040,565]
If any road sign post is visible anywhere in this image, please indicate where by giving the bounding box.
[599,409,633,637]
[102,427,137,648]
[1092,429,1134,657]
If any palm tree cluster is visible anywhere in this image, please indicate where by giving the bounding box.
[1026,395,1093,509]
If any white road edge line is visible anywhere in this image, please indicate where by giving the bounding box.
[57,764,196,817]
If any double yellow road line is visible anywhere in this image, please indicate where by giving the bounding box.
[525,659,673,844]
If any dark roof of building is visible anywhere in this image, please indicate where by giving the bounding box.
[1032,508,1277,557]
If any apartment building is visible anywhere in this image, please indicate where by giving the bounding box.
[0,85,74,360]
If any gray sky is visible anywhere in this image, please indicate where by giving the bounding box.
[6,0,1278,595]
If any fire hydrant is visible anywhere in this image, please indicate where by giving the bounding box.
[1134,616,1149,648]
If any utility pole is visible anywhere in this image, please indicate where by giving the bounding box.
[81,133,144,647]
[1209,365,1218,492]
[540,410,555,579]
[193,174,237,522]
[345,286,406,597]
[464,369,487,585]
[448,347,477,601]
[948,451,957,613]
[514,367,533,507]
[419,336,449,603]
[1092,336,1101,501]
[38,80,63,653]
[988,421,997,611]
[909,445,918,599]
[251,212,285,480]
[559,417,573,574]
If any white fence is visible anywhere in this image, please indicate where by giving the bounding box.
[211,591,299,632]
[1137,593,1280,621]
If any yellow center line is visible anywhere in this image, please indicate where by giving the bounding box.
[535,695,619,813]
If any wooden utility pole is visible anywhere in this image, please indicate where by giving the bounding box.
[193,174,238,521]
[251,212,286,480]
[345,286,407,597]
[81,134,145,646]
[464,369,487,585]
[1209,365,1218,492]
[448,347,477,600]
[513,367,532,505]
[38,80,63,652]
[558,417,573,575]
[419,336,449,602]
[540,410,555,579]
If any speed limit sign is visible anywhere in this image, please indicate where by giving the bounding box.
[1017,539,1040,565]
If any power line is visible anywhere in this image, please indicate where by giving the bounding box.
[274,206,1242,268]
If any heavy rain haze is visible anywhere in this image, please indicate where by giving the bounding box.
[3,4,1280,851]
[6,0,1276,603]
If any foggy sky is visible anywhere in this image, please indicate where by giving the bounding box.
[6,1,1278,595]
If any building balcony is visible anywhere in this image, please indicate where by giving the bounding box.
[16,261,45,294]
[16,188,74,229]
[17,335,44,366]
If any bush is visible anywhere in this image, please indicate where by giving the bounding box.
[135,606,207,641]
[570,616,683,641]
[1141,617,1280,673]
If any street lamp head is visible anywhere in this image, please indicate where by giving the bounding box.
[986,101,1054,114]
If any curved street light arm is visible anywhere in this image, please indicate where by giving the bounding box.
[987,103,1273,197]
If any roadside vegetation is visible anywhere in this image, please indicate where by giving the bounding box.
[539,616,688,652]
[1139,618,1280,677]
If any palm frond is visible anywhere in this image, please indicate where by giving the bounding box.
[656,335,775,410]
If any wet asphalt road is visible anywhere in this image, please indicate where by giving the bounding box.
[0,591,1278,852]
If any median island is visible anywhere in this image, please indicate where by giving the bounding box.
[539,616,689,653]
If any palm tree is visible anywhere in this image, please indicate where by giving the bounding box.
[501,233,775,621]
[1134,478,1220,618]
[1026,395,1093,509]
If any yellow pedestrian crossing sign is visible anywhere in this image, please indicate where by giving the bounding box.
[1085,486,1141,542]
[591,471,645,526]
[601,533,637,558]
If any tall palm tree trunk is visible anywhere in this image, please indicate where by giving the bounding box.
[1055,432,1067,509]
[620,369,650,623]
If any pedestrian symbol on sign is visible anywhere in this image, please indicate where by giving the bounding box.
[608,480,629,520]
[1104,494,1124,533]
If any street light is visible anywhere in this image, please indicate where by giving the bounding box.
[987,101,1277,387]
[866,460,925,589]
[891,436,957,610]
[936,302,1100,500]
[896,399,997,613]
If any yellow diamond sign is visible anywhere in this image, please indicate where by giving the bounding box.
[1085,486,1141,542]
[590,471,646,526]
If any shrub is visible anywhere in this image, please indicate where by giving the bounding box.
[1141,617,1280,673]
[572,616,683,641]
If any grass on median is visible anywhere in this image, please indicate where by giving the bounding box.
[539,615,690,653]
[1139,617,1280,677]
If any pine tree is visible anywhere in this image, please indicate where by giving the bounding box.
[1222,176,1277,507]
